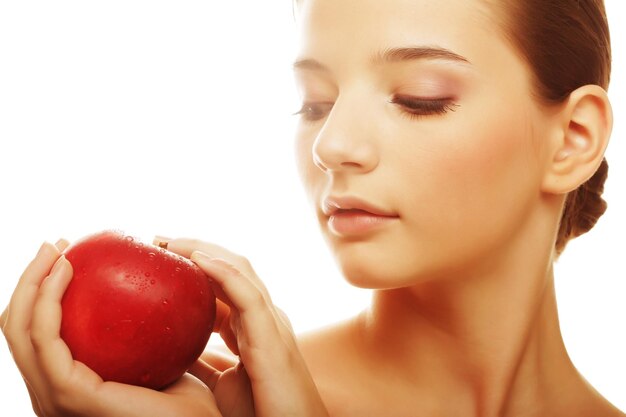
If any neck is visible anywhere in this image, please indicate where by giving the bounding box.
[356,237,590,416]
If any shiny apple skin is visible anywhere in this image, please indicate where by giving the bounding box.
[60,230,216,390]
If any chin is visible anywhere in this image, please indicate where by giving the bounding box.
[333,248,433,290]
[330,234,482,290]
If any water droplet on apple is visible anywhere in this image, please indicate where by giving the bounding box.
[175,267,181,273]
[148,252,156,261]
[165,326,171,332]
[150,279,155,285]
[145,272,151,277]
[162,299,169,306]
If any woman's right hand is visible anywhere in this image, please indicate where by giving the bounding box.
[1,240,222,417]
[160,237,329,417]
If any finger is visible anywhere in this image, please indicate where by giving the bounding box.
[55,238,70,252]
[188,359,222,390]
[0,306,7,331]
[158,238,276,308]
[213,299,231,333]
[0,239,70,329]
[3,239,69,333]
[23,378,43,416]
[200,349,238,372]
[192,253,267,315]
[5,242,61,335]
[203,288,239,355]
[209,298,239,355]
[156,237,257,277]
[30,257,77,386]
[275,306,295,333]
[218,314,240,356]
[190,253,281,348]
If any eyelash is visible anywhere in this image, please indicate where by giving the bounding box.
[291,102,333,123]
[390,95,459,120]
[291,96,459,123]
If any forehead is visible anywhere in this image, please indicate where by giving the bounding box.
[294,0,506,74]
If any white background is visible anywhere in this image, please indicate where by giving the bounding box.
[1,1,624,414]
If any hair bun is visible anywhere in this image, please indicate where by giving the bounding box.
[556,158,609,255]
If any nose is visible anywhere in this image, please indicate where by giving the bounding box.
[311,97,379,174]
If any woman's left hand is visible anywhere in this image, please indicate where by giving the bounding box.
[1,239,221,417]
[156,237,329,417]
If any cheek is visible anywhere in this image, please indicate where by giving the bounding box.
[400,107,541,261]
[294,133,322,203]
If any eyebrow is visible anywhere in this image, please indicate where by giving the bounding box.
[292,46,471,72]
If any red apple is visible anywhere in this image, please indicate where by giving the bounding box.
[60,230,216,390]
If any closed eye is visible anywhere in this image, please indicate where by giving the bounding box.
[389,95,459,120]
[291,102,333,123]
[292,96,459,123]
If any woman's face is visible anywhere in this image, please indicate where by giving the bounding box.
[293,0,556,288]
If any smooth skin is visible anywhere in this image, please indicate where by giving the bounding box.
[291,0,622,416]
[2,0,624,416]
[1,238,328,417]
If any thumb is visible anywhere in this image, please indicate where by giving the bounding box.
[212,299,239,356]
[213,299,231,333]
[188,359,222,390]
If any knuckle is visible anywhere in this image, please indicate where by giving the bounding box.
[2,322,17,345]
[235,254,252,269]
[216,258,244,275]
[275,307,294,330]
[41,384,76,416]
[32,403,43,417]
[251,287,266,305]
[244,287,267,311]
[2,328,12,345]
[29,325,45,353]
[52,391,76,415]
[188,238,204,248]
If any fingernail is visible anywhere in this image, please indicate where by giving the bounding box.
[54,238,69,251]
[50,256,67,276]
[191,251,213,263]
[37,241,50,255]
[153,235,172,249]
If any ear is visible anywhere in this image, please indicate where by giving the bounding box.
[541,84,613,194]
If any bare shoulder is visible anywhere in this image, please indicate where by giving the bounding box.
[296,316,370,416]
[297,317,357,355]
[296,315,363,379]
[562,379,626,417]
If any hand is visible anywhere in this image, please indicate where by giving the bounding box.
[1,240,221,417]
[157,237,329,417]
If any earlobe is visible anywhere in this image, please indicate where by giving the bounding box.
[542,84,613,194]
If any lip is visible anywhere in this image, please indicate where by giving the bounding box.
[322,196,398,217]
[322,195,399,236]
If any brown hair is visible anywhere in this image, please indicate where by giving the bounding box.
[487,0,611,255]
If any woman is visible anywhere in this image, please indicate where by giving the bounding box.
[2,0,624,416]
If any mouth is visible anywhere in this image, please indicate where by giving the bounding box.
[322,196,399,218]
[322,196,399,236]
[331,208,396,217]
